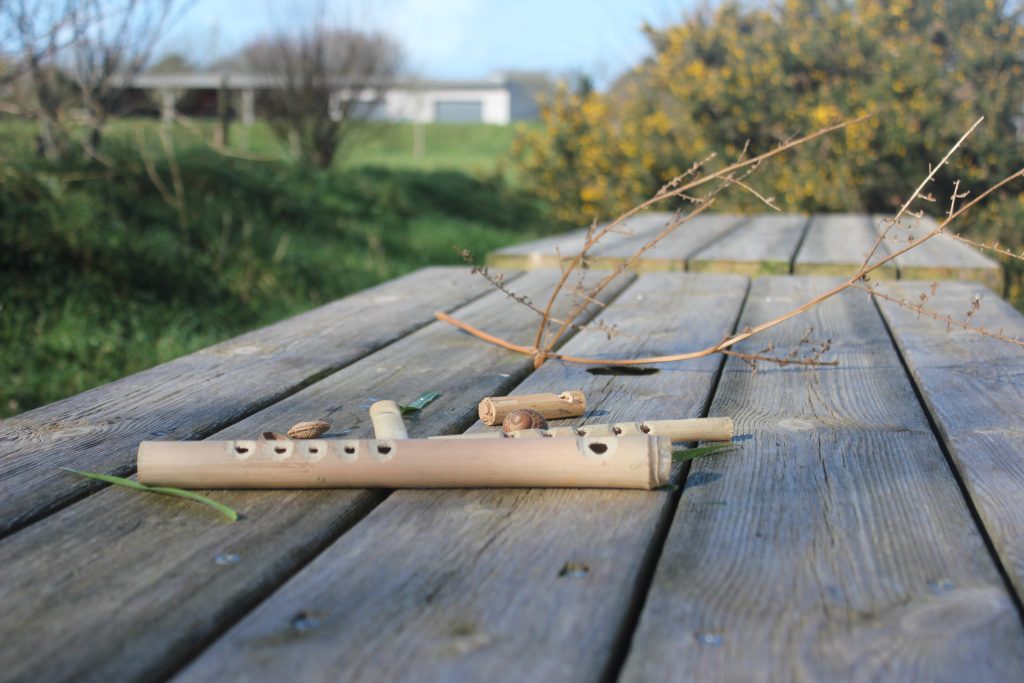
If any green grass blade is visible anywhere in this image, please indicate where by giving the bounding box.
[672,443,735,463]
[400,390,441,414]
[62,468,238,521]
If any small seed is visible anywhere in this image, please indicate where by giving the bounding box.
[287,420,330,439]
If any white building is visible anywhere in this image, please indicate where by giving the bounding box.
[127,72,535,125]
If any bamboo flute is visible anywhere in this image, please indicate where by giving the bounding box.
[431,417,733,443]
[136,435,672,490]
[478,390,586,425]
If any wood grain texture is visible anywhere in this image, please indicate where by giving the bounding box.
[873,214,1003,290]
[689,213,808,275]
[874,280,1024,604]
[484,213,666,270]
[619,276,1024,683]
[794,213,896,278]
[173,273,750,683]
[0,267,495,537]
[0,269,633,683]
[586,213,746,272]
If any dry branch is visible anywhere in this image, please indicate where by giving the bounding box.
[439,115,1024,369]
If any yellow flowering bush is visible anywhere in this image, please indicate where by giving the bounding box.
[513,0,1024,227]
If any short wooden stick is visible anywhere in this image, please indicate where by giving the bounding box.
[431,417,733,442]
[369,400,409,439]
[478,390,586,425]
[137,435,672,490]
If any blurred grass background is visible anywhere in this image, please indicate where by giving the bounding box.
[0,119,552,417]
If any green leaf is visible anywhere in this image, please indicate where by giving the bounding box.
[400,390,441,414]
[672,443,735,463]
[62,468,238,522]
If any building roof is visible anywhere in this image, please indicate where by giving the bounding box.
[125,72,510,91]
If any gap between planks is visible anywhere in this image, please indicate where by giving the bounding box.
[0,267,504,539]
[166,273,750,683]
[617,276,1024,683]
[0,268,637,683]
[871,280,1024,618]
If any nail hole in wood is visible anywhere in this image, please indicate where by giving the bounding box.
[558,562,590,578]
[588,442,608,454]
[612,426,622,435]
[640,424,651,434]
[586,366,659,376]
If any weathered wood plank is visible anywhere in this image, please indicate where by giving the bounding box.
[0,269,632,683]
[619,276,1024,683]
[689,213,808,275]
[0,267,496,537]
[484,213,667,270]
[586,213,746,272]
[874,280,1024,605]
[172,273,750,683]
[873,214,1004,290]
[794,213,896,278]
[485,227,590,270]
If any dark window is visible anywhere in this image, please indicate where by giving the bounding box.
[434,100,483,123]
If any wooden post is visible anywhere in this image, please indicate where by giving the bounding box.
[413,122,425,158]
[137,435,672,490]
[216,73,230,147]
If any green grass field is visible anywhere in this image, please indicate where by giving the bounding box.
[0,118,552,417]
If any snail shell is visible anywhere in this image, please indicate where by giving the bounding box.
[502,409,548,434]
[287,420,331,439]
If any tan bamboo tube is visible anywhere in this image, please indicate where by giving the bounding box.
[369,400,408,439]
[478,390,586,425]
[431,417,733,443]
[137,435,671,490]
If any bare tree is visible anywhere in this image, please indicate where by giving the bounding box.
[0,0,177,159]
[242,19,402,168]
[1,0,80,157]
[68,0,175,154]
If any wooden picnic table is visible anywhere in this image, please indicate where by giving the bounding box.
[488,212,1004,291]
[2,217,1024,682]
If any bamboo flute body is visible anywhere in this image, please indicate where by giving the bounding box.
[431,417,733,443]
[137,435,672,490]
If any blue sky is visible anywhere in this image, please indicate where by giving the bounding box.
[157,0,697,87]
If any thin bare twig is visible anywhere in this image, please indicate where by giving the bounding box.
[439,116,1024,369]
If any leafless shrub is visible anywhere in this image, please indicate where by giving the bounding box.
[439,116,1024,368]
[241,13,402,168]
[1,0,178,160]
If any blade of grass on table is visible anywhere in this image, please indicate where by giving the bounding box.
[672,443,735,463]
[62,469,238,521]
[399,390,441,414]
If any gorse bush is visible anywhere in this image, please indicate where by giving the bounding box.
[0,142,547,416]
[513,0,1024,224]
